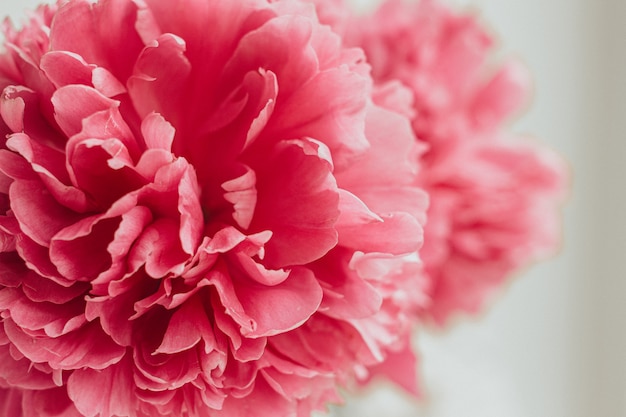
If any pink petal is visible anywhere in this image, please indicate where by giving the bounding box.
[141,112,175,151]
[0,388,22,417]
[222,14,318,97]
[155,295,216,355]
[128,33,191,123]
[176,161,203,255]
[85,273,149,346]
[7,132,71,190]
[14,235,69,287]
[220,376,294,417]
[133,334,201,391]
[4,134,92,213]
[66,137,145,207]
[10,179,81,247]
[143,0,269,81]
[338,212,423,255]
[0,252,30,288]
[354,186,429,226]
[129,218,189,278]
[49,0,146,80]
[3,318,125,370]
[22,270,89,304]
[40,51,125,97]
[314,249,382,320]
[51,84,119,138]
[222,165,258,230]
[233,266,323,338]
[335,102,420,188]
[191,68,278,175]
[0,287,86,337]
[205,226,252,255]
[363,341,420,396]
[0,343,57,390]
[251,139,339,268]
[0,149,37,182]
[211,290,266,362]
[335,189,383,229]
[231,251,289,287]
[470,60,530,130]
[207,261,254,335]
[264,66,370,168]
[21,387,83,417]
[0,85,29,132]
[50,215,119,282]
[91,205,153,292]
[67,354,136,417]
[66,104,140,162]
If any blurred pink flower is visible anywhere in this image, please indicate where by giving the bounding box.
[345,0,567,324]
[419,140,565,322]
[0,0,428,416]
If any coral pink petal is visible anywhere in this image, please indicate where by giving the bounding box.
[3,318,125,370]
[155,295,216,355]
[219,376,294,417]
[129,218,188,278]
[222,165,258,230]
[336,103,419,188]
[66,105,139,162]
[51,84,119,138]
[233,252,289,287]
[6,132,71,189]
[356,187,429,226]
[9,179,81,247]
[49,0,145,80]
[67,354,135,417]
[22,387,84,417]
[0,86,29,132]
[0,287,86,337]
[128,33,191,123]
[49,216,119,281]
[21,270,89,304]
[233,267,323,338]
[222,14,318,96]
[0,389,22,417]
[338,212,423,255]
[40,51,125,97]
[365,341,420,396]
[265,67,370,167]
[0,343,57,390]
[141,112,175,151]
[176,163,203,255]
[470,60,530,129]
[251,139,339,268]
[315,249,383,320]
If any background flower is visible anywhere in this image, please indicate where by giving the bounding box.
[344,0,567,324]
[0,1,428,416]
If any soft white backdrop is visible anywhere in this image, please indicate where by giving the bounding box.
[1,0,623,416]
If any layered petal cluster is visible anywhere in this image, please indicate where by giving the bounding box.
[0,1,428,416]
[343,0,567,324]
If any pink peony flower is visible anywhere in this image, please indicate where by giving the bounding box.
[0,0,428,416]
[418,139,566,322]
[344,0,567,324]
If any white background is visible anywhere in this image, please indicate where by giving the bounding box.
[1,0,624,416]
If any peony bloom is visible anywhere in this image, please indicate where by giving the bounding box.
[0,0,428,416]
[344,0,567,324]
